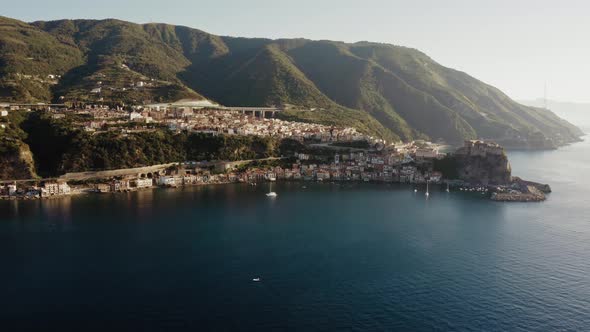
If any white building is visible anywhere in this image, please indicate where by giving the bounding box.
[129,112,143,121]
[134,178,153,188]
[157,176,177,187]
[7,184,17,196]
[41,182,71,197]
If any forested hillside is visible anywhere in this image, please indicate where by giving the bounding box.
[0,16,583,147]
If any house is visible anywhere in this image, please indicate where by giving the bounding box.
[91,87,102,94]
[0,110,8,117]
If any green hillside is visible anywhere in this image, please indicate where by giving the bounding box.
[0,16,583,147]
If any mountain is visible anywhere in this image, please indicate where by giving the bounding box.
[0,16,583,147]
[519,99,590,133]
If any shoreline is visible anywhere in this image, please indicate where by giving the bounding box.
[0,177,548,203]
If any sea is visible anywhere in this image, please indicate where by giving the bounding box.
[1,137,590,331]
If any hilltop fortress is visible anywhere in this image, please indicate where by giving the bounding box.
[456,140,505,157]
[454,140,512,185]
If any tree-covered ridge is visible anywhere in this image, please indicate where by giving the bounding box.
[17,112,278,177]
[0,16,583,147]
[0,110,37,179]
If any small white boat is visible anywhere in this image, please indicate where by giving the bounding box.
[425,181,430,197]
[252,277,261,282]
[266,182,277,197]
[414,188,418,193]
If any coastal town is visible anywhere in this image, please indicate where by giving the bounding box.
[0,139,446,197]
[1,100,370,143]
[0,101,549,202]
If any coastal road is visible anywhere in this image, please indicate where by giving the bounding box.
[0,157,286,184]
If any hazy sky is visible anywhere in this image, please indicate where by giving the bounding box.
[3,0,589,102]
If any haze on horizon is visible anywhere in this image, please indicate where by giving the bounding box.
[2,0,589,103]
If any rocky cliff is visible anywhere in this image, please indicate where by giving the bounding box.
[0,139,37,180]
[453,140,512,185]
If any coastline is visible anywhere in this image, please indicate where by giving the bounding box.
[0,177,549,203]
[1,140,558,204]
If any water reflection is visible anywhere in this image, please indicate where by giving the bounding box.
[0,182,510,226]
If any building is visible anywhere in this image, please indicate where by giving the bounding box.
[182,175,197,185]
[415,148,439,159]
[173,107,194,118]
[96,183,111,193]
[157,176,177,187]
[129,112,143,121]
[149,110,166,120]
[316,171,331,180]
[41,182,71,197]
[458,140,504,157]
[110,180,130,192]
[7,183,17,196]
[133,178,153,188]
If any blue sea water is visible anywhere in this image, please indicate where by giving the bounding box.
[1,138,590,331]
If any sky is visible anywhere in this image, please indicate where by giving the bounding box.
[2,0,590,102]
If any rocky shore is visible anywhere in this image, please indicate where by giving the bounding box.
[490,178,551,202]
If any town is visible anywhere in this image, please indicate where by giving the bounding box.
[0,134,447,200]
[0,101,546,202]
[1,100,371,143]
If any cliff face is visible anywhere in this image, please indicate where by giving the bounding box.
[454,140,511,185]
[0,140,37,180]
